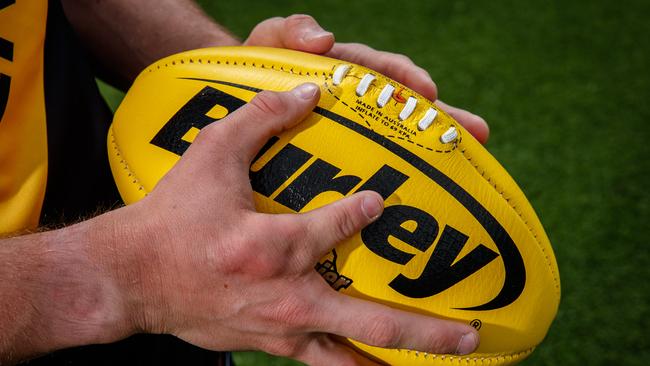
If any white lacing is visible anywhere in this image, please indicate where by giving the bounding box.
[332,64,455,142]
[440,126,458,143]
[332,64,350,85]
[418,108,438,131]
[399,97,417,121]
[355,74,376,96]
[377,84,395,108]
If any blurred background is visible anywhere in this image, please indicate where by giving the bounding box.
[99,1,649,365]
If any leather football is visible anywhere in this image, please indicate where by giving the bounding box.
[108,46,560,365]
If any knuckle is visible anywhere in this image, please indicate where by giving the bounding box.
[220,237,259,273]
[266,16,285,23]
[346,43,374,61]
[248,17,278,34]
[286,14,313,23]
[329,204,360,240]
[427,329,461,354]
[249,91,288,117]
[219,222,283,276]
[193,123,221,146]
[348,42,373,52]
[269,217,317,271]
[271,293,314,328]
[363,314,401,348]
[396,53,414,65]
[428,78,439,96]
[379,53,414,79]
[243,247,285,278]
[280,221,309,246]
[424,327,463,353]
[265,338,302,358]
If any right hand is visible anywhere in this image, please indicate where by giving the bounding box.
[123,83,479,365]
[244,14,490,144]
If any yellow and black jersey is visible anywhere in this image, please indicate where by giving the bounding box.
[1,1,228,364]
[1,0,119,234]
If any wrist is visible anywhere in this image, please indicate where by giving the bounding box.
[50,220,131,347]
[34,206,152,350]
[0,208,154,361]
[94,201,172,336]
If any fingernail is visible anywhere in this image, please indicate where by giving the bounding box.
[455,333,478,355]
[293,83,319,100]
[361,194,383,220]
[302,30,333,43]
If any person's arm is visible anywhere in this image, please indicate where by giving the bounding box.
[61,0,489,143]
[0,209,141,363]
[0,86,479,366]
[61,0,239,84]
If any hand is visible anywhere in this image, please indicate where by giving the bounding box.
[126,84,478,365]
[244,14,490,144]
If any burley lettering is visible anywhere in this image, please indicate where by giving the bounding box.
[150,83,526,310]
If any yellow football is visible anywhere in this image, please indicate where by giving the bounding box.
[107,46,560,365]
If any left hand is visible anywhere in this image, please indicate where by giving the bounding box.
[244,14,490,144]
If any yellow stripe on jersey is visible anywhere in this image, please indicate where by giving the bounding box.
[0,1,48,234]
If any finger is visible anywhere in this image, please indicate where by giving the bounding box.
[327,43,438,101]
[326,43,489,144]
[245,14,335,54]
[281,191,384,264]
[202,83,320,163]
[313,292,479,356]
[435,100,490,144]
[296,335,384,366]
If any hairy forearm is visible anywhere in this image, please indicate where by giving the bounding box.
[0,209,144,364]
[61,0,240,84]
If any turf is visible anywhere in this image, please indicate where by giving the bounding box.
[98,1,650,364]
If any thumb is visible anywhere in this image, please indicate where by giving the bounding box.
[245,14,335,54]
[206,83,321,163]
[288,191,385,264]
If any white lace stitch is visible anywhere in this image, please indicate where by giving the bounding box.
[356,74,376,96]
[418,108,438,131]
[440,126,459,143]
[377,84,395,108]
[399,96,417,120]
[332,64,350,85]
[332,64,447,138]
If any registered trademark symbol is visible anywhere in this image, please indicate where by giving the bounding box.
[469,319,482,330]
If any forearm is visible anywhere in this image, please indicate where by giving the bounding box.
[61,0,240,83]
[0,209,144,364]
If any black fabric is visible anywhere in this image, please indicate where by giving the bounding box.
[38,0,120,225]
[27,1,228,365]
[25,334,228,366]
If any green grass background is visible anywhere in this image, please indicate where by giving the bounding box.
[99,1,650,364]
